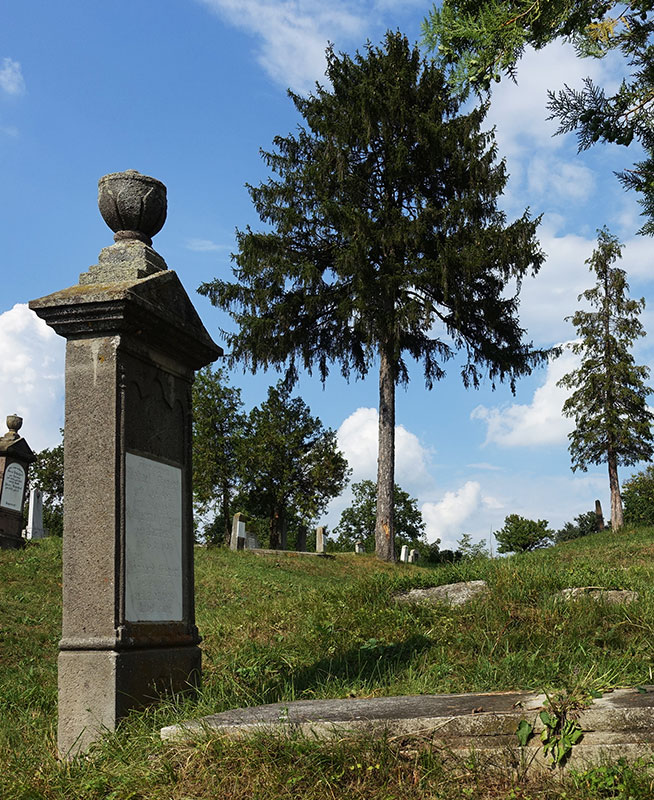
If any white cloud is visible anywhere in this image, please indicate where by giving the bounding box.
[0,58,25,95]
[421,481,482,548]
[471,347,579,448]
[0,304,64,450]
[336,406,431,488]
[186,238,229,252]
[197,0,366,92]
[526,156,595,203]
[486,41,616,160]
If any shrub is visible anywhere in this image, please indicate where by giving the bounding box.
[623,465,654,526]
[495,514,552,553]
[555,511,601,543]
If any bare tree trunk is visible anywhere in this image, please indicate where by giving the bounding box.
[607,448,624,529]
[222,481,231,546]
[270,510,280,550]
[375,349,396,562]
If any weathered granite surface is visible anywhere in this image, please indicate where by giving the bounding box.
[161,687,654,771]
[395,580,488,607]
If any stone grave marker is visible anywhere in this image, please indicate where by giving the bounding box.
[354,540,364,554]
[30,170,221,756]
[24,487,47,540]
[316,526,325,554]
[409,548,418,563]
[230,513,246,550]
[400,544,409,563]
[0,415,36,550]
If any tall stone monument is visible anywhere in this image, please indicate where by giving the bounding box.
[0,415,36,549]
[30,170,221,756]
[24,487,47,540]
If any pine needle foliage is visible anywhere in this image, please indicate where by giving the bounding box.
[199,31,548,561]
[557,227,654,529]
[423,1,654,233]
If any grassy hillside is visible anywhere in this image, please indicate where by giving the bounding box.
[2,529,654,798]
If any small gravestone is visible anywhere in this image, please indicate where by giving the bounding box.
[24,487,47,540]
[400,544,409,563]
[354,540,364,554]
[316,526,326,554]
[595,499,605,530]
[245,531,260,549]
[296,526,307,552]
[30,170,221,756]
[0,415,36,550]
[230,514,246,551]
[409,549,418,563]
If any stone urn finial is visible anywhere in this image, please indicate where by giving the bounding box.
[98,170,167,247]
[5,414,22,440]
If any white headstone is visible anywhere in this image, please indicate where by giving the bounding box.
[400,545,409,563]
[316,526,325,554]
[409,548,418,563]
[230,513,243,551]
[24,487,47,540]
[354,540,364,554]
[0,462,26,511]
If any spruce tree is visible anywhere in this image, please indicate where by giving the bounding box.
[558,227,654,529]
[199,31,548,561]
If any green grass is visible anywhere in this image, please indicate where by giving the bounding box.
[2,529,654,798]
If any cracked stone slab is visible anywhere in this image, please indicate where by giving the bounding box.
[161,687,654,769]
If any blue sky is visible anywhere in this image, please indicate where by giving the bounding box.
[2,1,653,549]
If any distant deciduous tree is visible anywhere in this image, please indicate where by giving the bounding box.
[334,480,425,552]
[622,465,654,527]
[192,366,246,545]
[236,382,350,550]
[554,510,602,543]
[456,533,489,558]
[199,31,549,561]
[495,514,552,553]
[558,227,654,530]
[31,433,64,537]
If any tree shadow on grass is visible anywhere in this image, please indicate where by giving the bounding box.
[259,634,435,703]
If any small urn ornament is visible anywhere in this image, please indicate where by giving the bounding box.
[79,170,169,284]
[5,415,22,440]
[98,170,167,247]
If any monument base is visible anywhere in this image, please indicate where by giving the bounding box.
[0,531,25,550]
[57,645,201,756]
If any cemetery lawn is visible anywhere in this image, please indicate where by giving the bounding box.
[2,530,654,799]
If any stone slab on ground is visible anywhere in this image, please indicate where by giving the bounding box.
[556,587,639,604]
[161,687,654,770]
[395,580,488,607]
[250,549,333,558]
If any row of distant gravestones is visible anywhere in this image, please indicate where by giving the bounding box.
[229,512,419,562]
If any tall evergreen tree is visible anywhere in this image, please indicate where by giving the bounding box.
[423,1,654,233]
[199,32,548,561]
[558,227,654,529]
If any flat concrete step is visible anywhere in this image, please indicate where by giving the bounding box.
[161,686,654,769]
